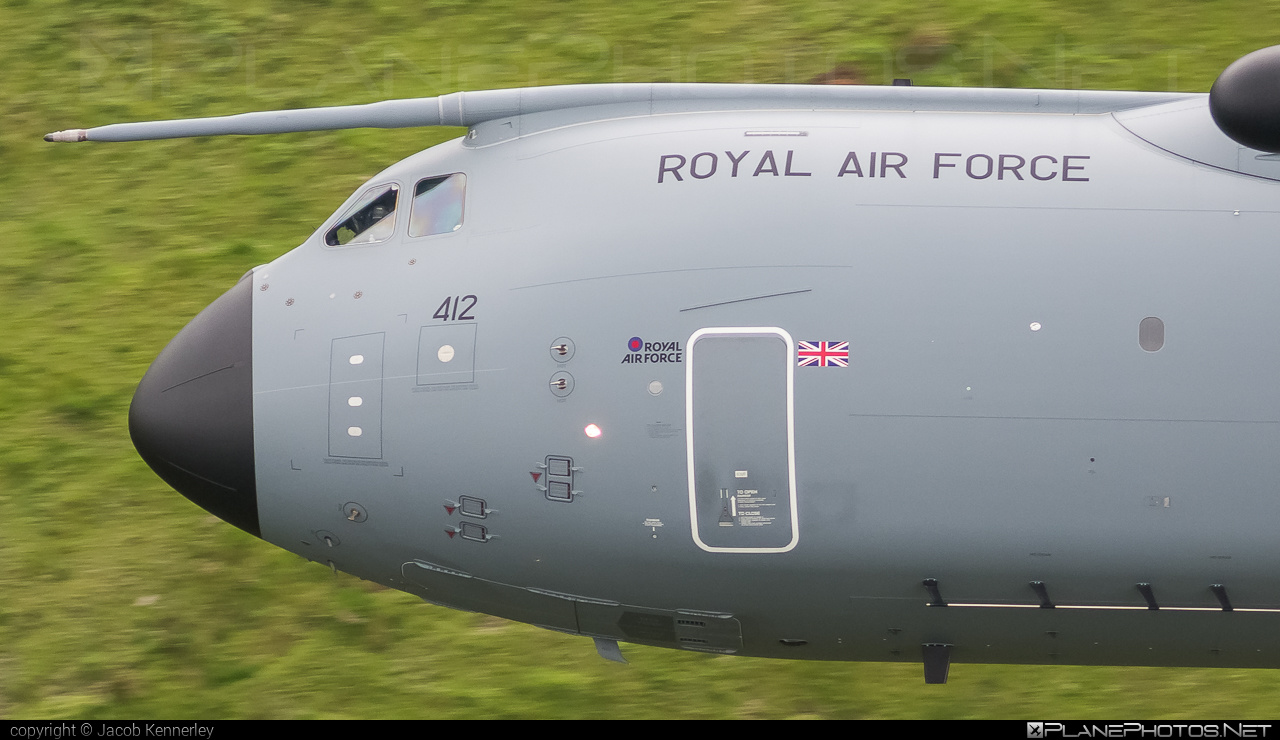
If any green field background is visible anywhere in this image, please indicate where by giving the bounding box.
[4,0,1280,719]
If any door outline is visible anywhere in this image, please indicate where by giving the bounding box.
[685,326,798,553]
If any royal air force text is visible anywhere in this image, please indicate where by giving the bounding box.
[621,341,683,365]
[657,150,1089,183]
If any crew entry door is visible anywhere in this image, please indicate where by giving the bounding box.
[686,327,798,553]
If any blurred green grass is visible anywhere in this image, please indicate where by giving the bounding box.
[4,0,1280,719]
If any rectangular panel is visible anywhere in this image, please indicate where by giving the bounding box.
[402,562,579,633]
[329,333,384,458]
[687,328,797,553]
[576,602,742,653]
[417,323,478,385]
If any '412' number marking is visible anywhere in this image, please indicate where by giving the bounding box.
[434,295,477,321]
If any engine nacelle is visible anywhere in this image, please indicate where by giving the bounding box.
[1209,45,1280,152]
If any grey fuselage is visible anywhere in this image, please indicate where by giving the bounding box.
[151,91,1280,669]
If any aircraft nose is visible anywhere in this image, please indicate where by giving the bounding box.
[129,276,259,536]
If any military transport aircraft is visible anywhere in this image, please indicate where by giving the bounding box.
[46,45,1280,683]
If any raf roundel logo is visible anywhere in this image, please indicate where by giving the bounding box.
[620,337,684,364]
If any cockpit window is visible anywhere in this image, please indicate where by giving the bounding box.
[325,184,399,246]
[409,174,466,237]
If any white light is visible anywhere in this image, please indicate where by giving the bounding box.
[437,344,455,363]
[348,396,363,407]
[349,354,364,365]
[347,426,363,437]
[1029,322,1042,332]
[648,380,663,396]
[584,423,603,439]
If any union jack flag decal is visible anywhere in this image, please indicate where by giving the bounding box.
[797,341,849,368]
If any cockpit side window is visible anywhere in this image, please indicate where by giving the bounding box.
[325,184,400,246]
[409,174,466,237]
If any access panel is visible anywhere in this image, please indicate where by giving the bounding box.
[328,333,385,459]
[417,323,478,385]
